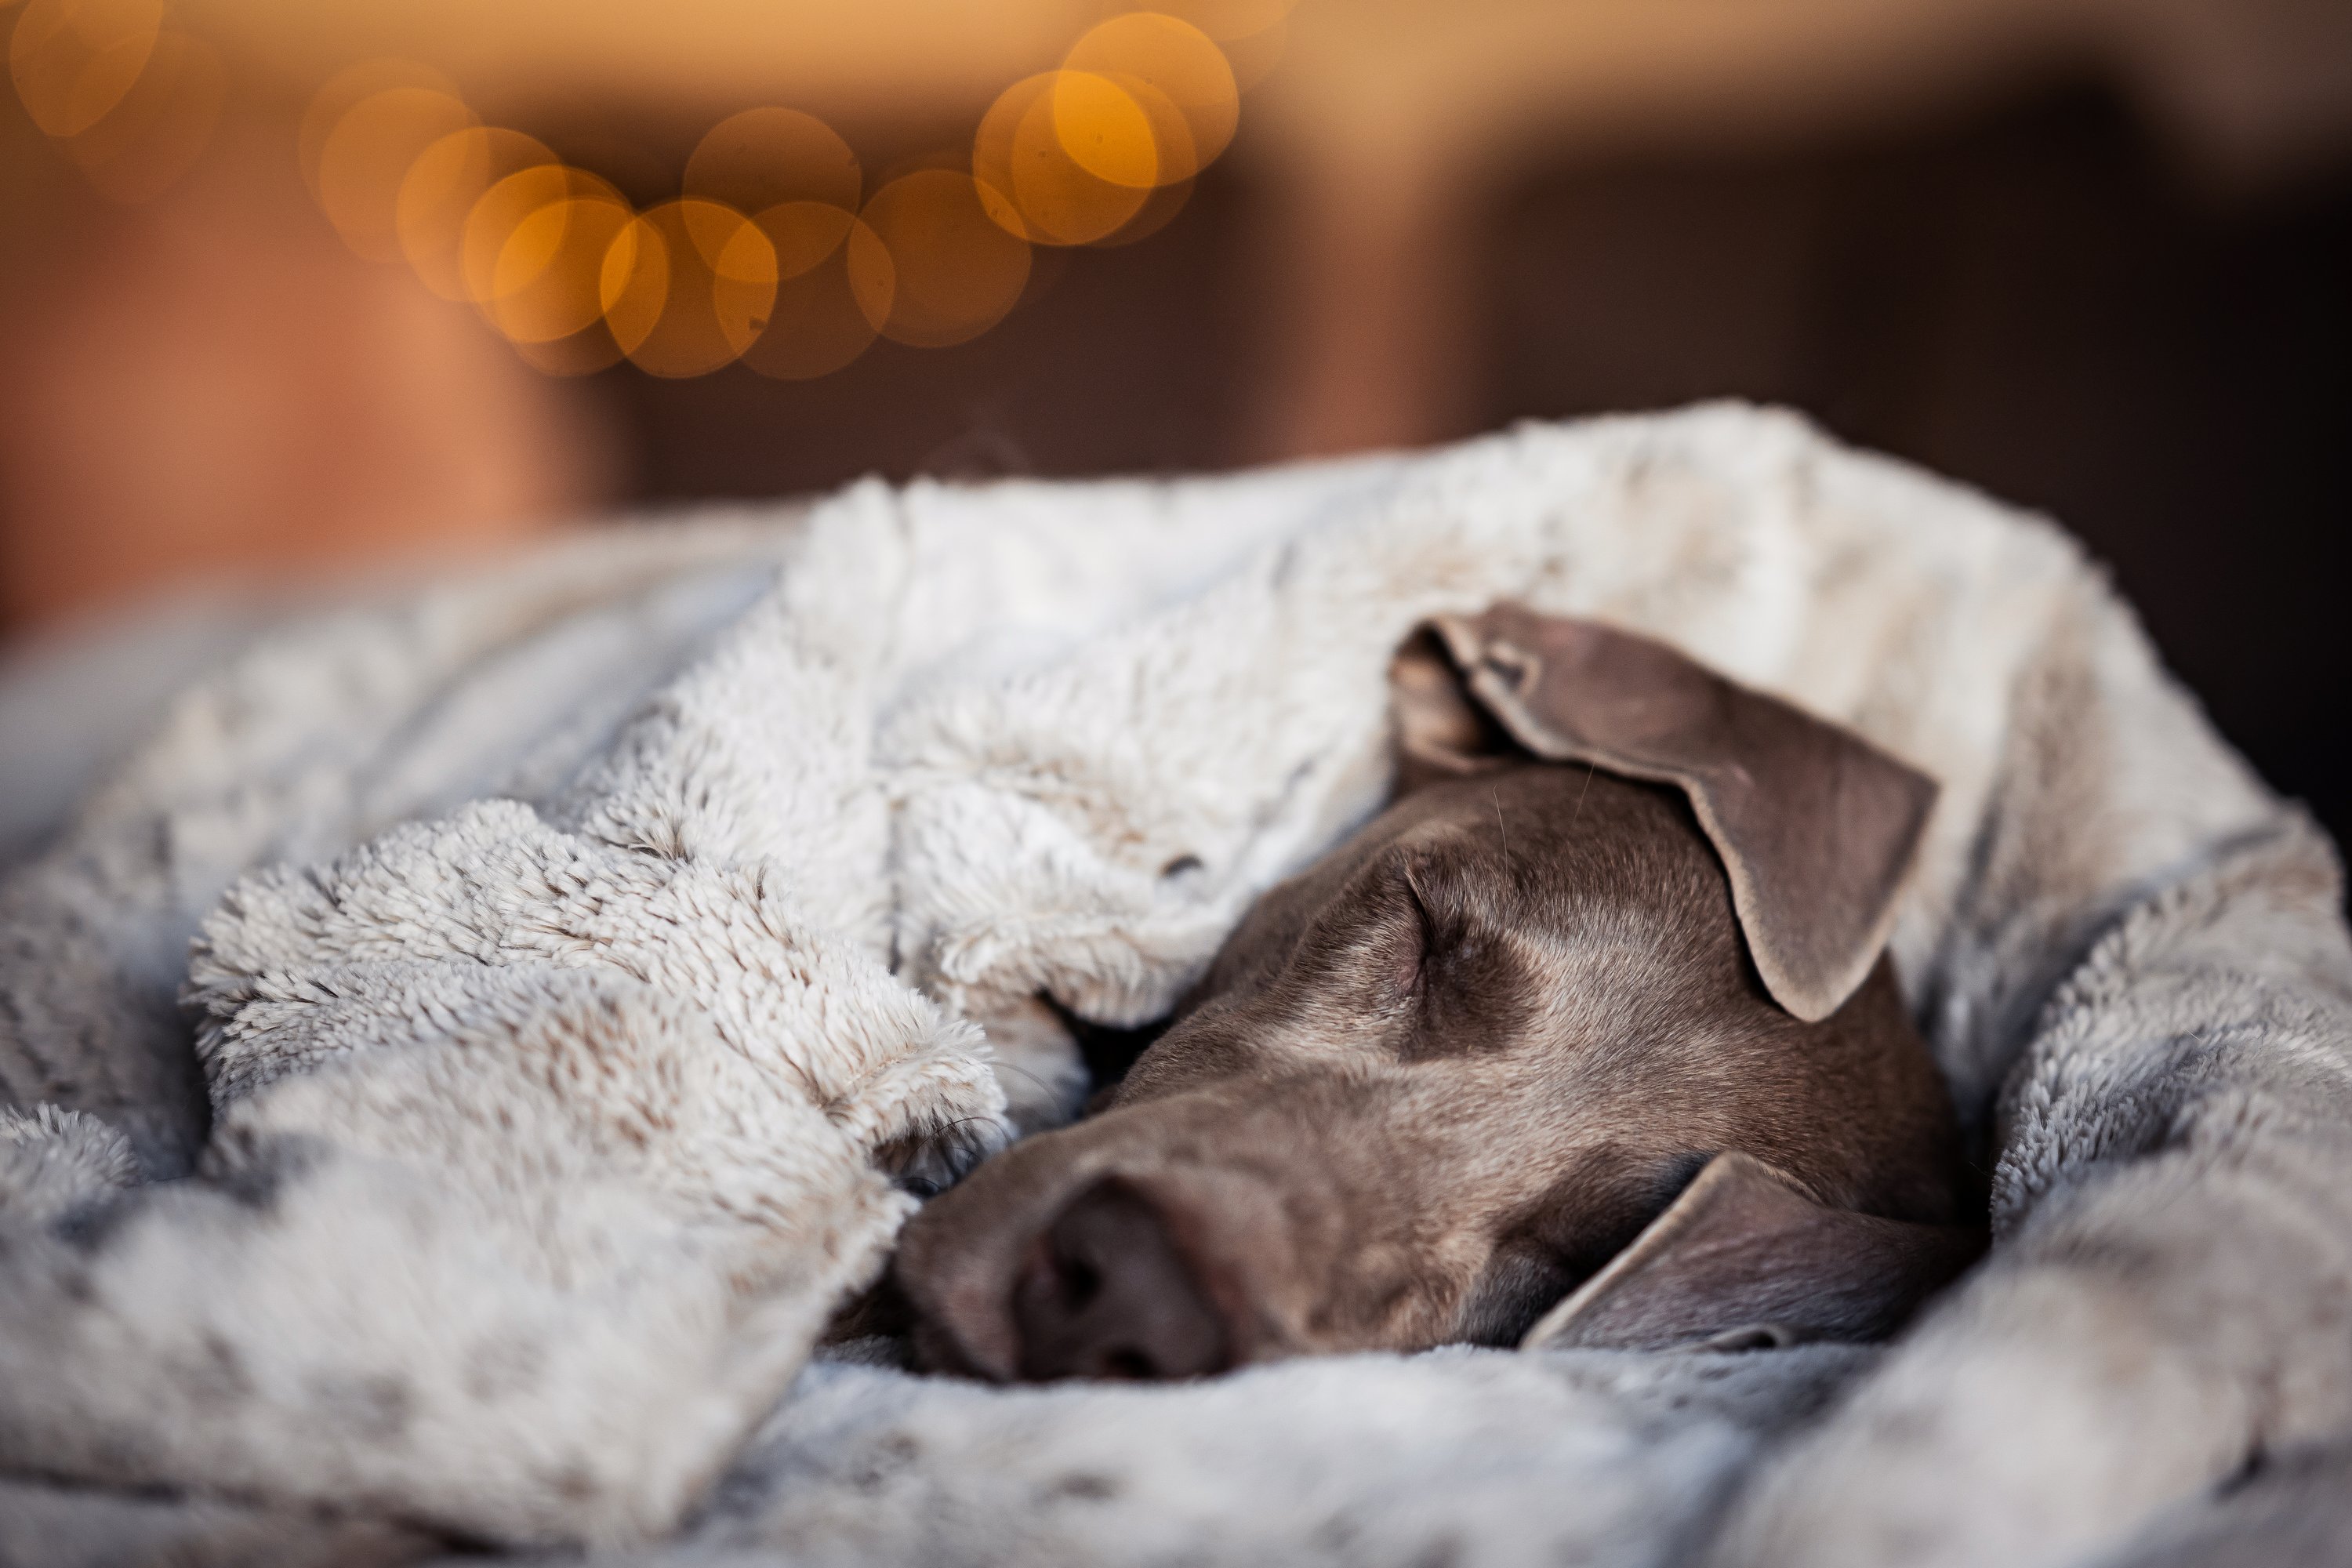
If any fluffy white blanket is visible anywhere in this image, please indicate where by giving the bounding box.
[2,405,2347,1568]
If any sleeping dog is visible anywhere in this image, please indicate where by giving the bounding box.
[895,604,1982,1381]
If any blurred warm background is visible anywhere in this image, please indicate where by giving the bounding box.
[0,0,2347,839]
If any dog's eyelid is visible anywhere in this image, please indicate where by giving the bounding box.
[1397,863,1432,921]
[1398,857,1465,925]
[1384,868,1434,998]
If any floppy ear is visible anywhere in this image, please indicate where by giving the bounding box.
[1389,628,1519,793]
[1420,604,1937,1022]
[1519,1153,1983,1352]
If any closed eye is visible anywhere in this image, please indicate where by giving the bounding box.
[1389,859,1534,1061]
[1390,867,1436,1001]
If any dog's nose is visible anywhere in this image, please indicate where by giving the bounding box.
[1011,1177,1232,1381]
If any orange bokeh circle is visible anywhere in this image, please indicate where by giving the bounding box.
[1064,14,1238,180]
[318,84,477,263]
[861,169,1032,347]
[742,201,895,379]
[400,126,557,301]
[9,0,166,139]
[600,198,778,378]
[974,72,1149,246]
[687,107,861,216]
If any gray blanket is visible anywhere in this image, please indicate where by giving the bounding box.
[2,405,2347,1567]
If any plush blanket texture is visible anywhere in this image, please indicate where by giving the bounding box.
[2,405,2347,1567]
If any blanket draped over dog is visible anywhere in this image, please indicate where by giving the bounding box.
[2,405,2349,1568]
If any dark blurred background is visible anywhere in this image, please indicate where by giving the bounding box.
[1,0,2347,840]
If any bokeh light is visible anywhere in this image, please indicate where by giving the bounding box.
[975,72,1149,245]
[1063,13,1238,181]
[862,169,1031,347]
[461,163,582,309]
[317,83,477,263]
[299,60,456,193]
[686,107,861,216]
[60,27,221,202]
[1089,175,1193,248]
[601,198,776,378]
[1158,0,1293,89]
[1051,69,1160,188]
[9,0,165,138]
[490,183,637,346]
[68,8,1290,380]
[742,201,895,379]
[399,127,557,301]
[455,162,636,380]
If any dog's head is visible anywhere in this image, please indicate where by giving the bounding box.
[897,606,1979,1381]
